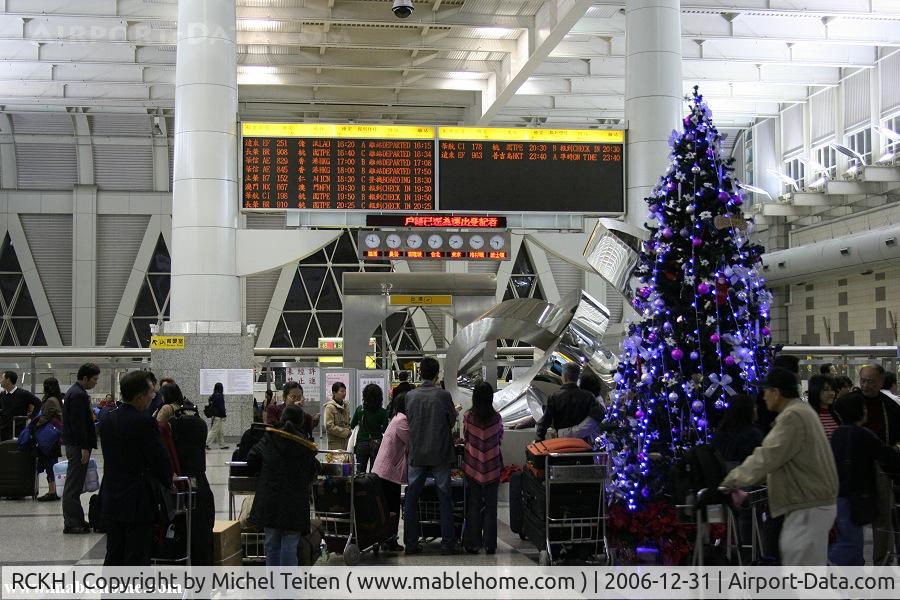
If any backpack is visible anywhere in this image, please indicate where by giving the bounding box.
[668,444,728,505]
[169,407,208,477]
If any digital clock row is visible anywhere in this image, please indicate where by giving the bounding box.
[363,232,506,251]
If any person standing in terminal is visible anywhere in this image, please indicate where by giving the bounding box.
[403,357,459,555]
[34,378,65,502]
[324,381,351,450]
[61,363,101,534]
[808,374,839,441]
[721,367,838,565]
[462,382,503,555]
[0,370,40,441]
[858,364,900,565]
[535,362,604,442]
[99,371,173,566]
[142,371,163,417]
[350,383,388,472]
[371,391,409,553]
[205,382,227,450]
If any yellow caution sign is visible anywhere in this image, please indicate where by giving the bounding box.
[389,295,453,306]
[150,336,185,350]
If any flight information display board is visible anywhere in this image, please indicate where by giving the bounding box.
[437,127,625,214]
[242,123,435,211]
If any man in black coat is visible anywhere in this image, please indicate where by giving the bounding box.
[99,370,173,566]
[61,363,101,534]
[0,370,40,440]
[535,362,604,441]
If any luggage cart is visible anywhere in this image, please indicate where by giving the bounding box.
[312,450,382,566]
[536,451,609,566]
[744,486,769,564]
[415,475,465,544]
[686,487,742,567]
[225,461,258,519]
[11,415,29,439]
[151,476,196,566]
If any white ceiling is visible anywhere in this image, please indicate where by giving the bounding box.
[1,0,899,137]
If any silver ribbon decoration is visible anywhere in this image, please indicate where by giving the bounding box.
[705,373,736,398]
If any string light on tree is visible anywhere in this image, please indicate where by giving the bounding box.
[601,87,774,511]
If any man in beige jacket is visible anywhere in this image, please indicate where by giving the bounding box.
[324,381,351,450]
[722,367,838,566]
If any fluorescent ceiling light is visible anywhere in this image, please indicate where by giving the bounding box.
[240,19,279,31]
[474,27,516,37]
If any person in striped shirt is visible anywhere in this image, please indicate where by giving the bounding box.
[808,374,839,441]
[462,382,503,555]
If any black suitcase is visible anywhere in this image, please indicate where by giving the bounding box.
[508,471,524,536]
[88,493,105,532]
[153,513,189,563]
[0,440,38,498]
[520,469,602,520]
[353,473,393,549]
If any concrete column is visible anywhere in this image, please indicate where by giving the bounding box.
[624,0,683,230]
[72,185,97,346]
[171,0,240,324]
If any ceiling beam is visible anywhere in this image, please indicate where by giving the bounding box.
[478,0,592,124]
[586,2,900,21]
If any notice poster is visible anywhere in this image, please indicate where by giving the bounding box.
[357,370,389,401]
[324,370,352,397]
[199,369,254,395]
[286,367,321,404]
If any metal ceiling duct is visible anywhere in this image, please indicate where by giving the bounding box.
[760,224,900,285]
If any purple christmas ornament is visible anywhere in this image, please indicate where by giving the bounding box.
[698,418,708,429]
[718,191,730,202]
[761,327,771,336]
[710,333,720,344]
[635,409,644,419]
[671,348,684,361]
[661,227,673,239]
[697,282,710,295]
[724,355,735,366]
[691,400,704,413]
[690,351,699,361]
[692,237,703,248]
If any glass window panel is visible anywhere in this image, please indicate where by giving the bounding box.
[283,271,311,311]
[317,271,341,309]
[32,326,46,346]
[303,316,321,348]
[149,236,171,274]
[513,248,534,275]
[0,235,22,273]
[0,274,21,308]
[272,317,295,348]
[148,274,170,311]
[316,312,342,339]
[133,280,158,317]
[121,324,138,348]
[11,318,37,346]
[331,232,358,264]
[511,275,534,297]
[132,318,155,348]
[301,249,329,266]
[301,267,327,307]
[12,283,36,317]
[0,326,14,346]
[282,313,311,348]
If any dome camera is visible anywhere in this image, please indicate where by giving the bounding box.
[392,0,414,18]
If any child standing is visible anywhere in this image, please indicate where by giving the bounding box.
[462,382,503,555]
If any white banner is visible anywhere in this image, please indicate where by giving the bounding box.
[2,566,900,599]
[198,369,254,396]
[286,367,321,404]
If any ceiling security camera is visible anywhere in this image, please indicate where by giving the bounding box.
[392,0,414,18]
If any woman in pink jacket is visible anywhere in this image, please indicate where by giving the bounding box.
[371,392,409,553]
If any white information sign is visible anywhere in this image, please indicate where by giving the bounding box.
[356,370,389,404]
[286,367,321,404]
[199,369,254,395]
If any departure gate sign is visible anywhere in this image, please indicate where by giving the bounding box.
[242,123,435,211]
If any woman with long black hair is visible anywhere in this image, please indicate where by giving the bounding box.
[808,374,839,441]
[711,394,763,466]
[350,383,388,472]
[34,377,64,501]
[462,382,503,555]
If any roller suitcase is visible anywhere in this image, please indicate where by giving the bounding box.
[0,439,38,499]
[525,438,593,480]
[88,493,105,533]
[508,471,524,536]
[352,473,393,549]
[520,469,603,520]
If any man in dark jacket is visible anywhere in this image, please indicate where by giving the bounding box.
[403,356,459,555]
[535,362,604,441]
[98,370,173,565]
[61,363,101,534]
[247,405,319,566]
[0,370,40,440]
[859,364,900,564]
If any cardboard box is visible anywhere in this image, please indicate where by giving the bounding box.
[213,520,243,564]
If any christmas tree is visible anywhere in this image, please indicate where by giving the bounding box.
[603,87,773,510]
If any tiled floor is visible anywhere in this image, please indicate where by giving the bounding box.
[0,443,542,567]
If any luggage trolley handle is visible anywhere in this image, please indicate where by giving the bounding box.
[171,475,195,513]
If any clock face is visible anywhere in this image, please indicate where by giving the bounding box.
[364,233,381,249]
[489,234,505,250]
[406,233,423,249]
[386,234,402,249]
[469,234,485,250]
[448,234,464,249]
[428,234,443,249]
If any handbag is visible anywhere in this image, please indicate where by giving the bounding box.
[346,425,359,453]
[203,403,215,419]
[35,419,63,456]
